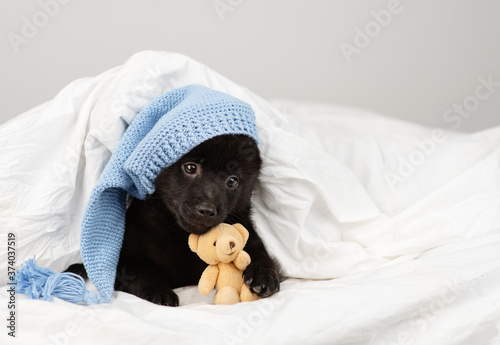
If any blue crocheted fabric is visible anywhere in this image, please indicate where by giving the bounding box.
[16,85,258,305]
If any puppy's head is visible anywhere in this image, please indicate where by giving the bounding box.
[153,134,261,234]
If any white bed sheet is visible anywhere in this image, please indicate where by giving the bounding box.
[1,51,500,344]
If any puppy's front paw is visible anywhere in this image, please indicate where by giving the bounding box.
[138,286,179,307]
[243,262,281,298]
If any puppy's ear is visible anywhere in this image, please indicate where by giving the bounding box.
[188,234,200,253]
[233,223,250,245]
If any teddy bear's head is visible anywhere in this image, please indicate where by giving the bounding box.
[188,223,249,265]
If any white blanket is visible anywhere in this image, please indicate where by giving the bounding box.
[1,51,500,344]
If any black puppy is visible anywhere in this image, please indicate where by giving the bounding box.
[72,134,279,306]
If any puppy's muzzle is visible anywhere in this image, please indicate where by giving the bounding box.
[196,203,217,219]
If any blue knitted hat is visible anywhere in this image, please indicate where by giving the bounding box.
[16,85,258,305]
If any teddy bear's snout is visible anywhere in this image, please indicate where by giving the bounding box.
[216,235,241,263]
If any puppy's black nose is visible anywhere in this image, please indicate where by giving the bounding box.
[196,203,217,218]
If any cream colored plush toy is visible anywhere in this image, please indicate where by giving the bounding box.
[188,223,260,305]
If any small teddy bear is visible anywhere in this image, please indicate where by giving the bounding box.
[188,223,259,305]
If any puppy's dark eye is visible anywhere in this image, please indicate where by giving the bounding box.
[213,241,217,246]
[183,163,197,175]
[226,176,239,190]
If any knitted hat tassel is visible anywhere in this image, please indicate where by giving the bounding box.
[16,257,103,305]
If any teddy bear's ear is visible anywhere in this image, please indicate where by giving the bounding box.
[233,223,250,245]
[188,234,200,253]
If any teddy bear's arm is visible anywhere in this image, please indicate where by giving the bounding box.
[198,265,219,295]
[233,250,251,271]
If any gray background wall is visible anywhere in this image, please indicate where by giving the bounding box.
[1,0,499,132]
